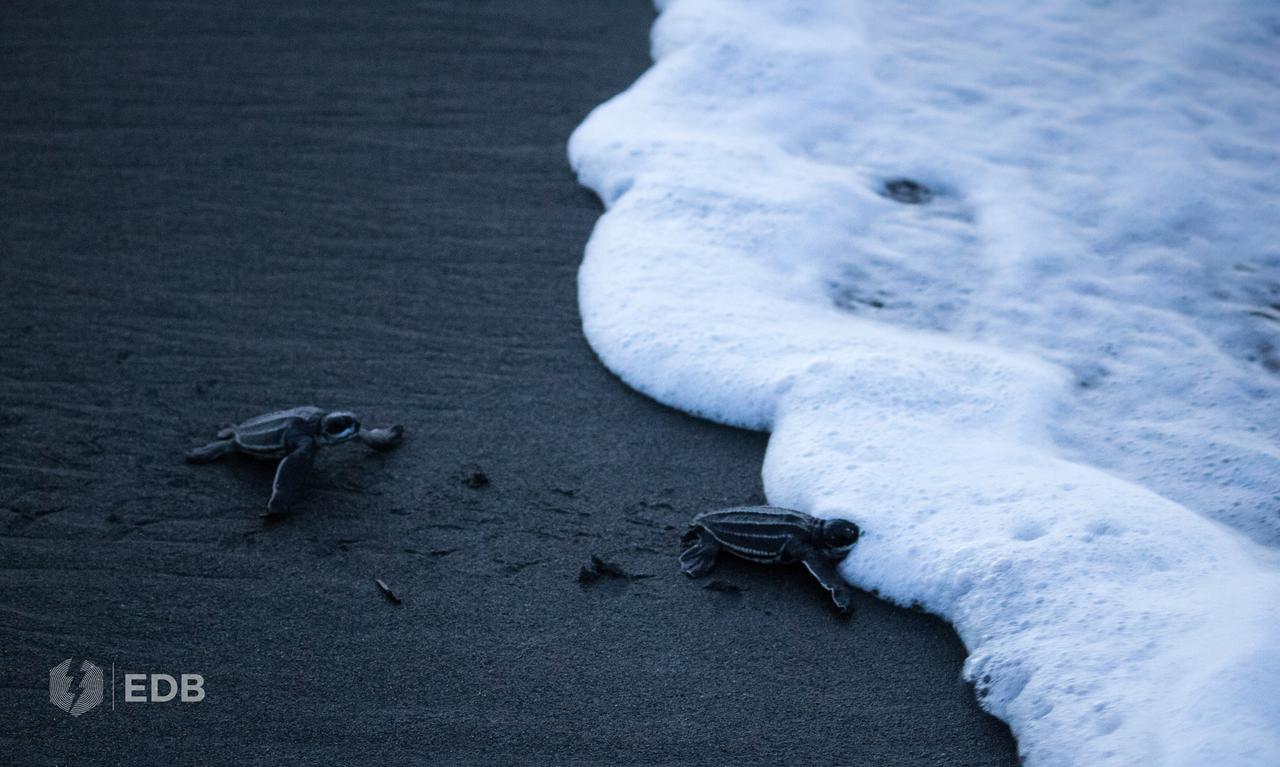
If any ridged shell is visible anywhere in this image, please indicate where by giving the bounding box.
[231,406,323,456]
[691,506,818,563]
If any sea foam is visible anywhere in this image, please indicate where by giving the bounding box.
[570,1,1280,765]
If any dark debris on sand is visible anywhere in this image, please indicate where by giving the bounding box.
[375,578,402,605]
[577,554,651,585]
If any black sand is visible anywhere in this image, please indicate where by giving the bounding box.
[0,1,1018,764]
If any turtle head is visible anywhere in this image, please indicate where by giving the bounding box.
[320,411,360,445]
[819,518,860,556]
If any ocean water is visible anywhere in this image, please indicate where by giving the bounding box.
[569,0,1280,764]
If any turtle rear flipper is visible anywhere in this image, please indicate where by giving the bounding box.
[186,439,236,464]
[679,529,721,578]
[265,437,318,517]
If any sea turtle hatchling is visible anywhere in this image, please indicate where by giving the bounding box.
[680,506,860,614]
[185,406,403,516]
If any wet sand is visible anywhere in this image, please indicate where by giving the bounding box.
[0,1,1018,764]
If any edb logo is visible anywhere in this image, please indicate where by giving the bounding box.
[123,672,205,703]
[49,659,103,717]
[48,658,205,716]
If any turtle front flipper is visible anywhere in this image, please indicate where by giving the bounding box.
[357,424,403,451]
[185,439,236,464]
[679,528,721,578]
[797,546,855,615]
[265,437,318,517]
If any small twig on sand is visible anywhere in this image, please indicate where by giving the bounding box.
[375,578,402,605]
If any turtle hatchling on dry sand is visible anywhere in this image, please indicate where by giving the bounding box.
[185,406,403,516]
[680,506,860,614]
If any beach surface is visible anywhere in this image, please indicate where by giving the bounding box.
[0,1,1017,764]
